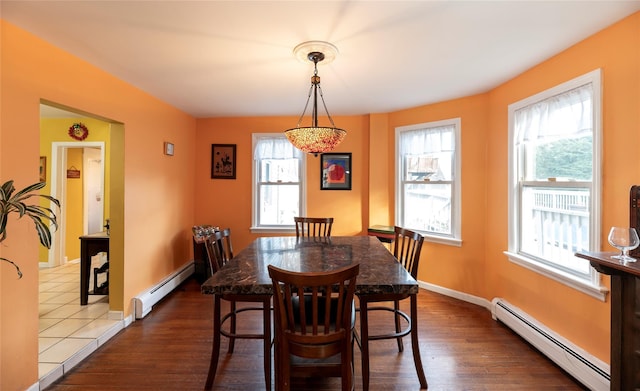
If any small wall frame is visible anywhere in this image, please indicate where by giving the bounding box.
[320,152,351,190]
[211,144,236,179]
[164,142,174,156]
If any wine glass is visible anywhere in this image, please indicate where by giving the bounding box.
[608,227,640,263]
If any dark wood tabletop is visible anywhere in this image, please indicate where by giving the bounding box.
[201,235,418,296]
[575,250,640,278]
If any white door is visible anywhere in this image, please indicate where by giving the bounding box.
[83,147,104,234]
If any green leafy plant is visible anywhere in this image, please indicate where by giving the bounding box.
[0,180,60,278]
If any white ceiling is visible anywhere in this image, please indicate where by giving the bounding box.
[3,1,640,119]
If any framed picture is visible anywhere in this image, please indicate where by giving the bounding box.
[320,152,351,190]
[39,156,46,183]
[211,144,237,179]
[164,142,174,156]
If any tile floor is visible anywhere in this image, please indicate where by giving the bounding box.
[38,260,123,389]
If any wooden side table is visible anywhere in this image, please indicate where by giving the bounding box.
[575,251,640,390]
[367,225,395,243]
[79,232,109,305]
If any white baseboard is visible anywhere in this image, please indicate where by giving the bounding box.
[133,261,194,319]
[491,298,609,391]
[419,280,491,309]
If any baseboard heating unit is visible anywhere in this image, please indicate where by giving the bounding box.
[491,298,609,391]
[133,261,194,319]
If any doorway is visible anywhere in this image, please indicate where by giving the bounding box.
[38,103,125,385]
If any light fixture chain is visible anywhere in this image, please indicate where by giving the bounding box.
[317,85,337,128]
[295,85,314,127]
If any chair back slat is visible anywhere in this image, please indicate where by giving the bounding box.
[203,228,234,273]
[393,226,425,278]
[294,217,334,238]
[269,264,358,349]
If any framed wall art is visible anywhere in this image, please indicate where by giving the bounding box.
[211,144,236,179]
[320,152,351,190]
[39,156,46,182]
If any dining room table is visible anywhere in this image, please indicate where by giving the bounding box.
[201,235,428,390]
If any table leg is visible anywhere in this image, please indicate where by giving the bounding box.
[80,242,90,305]
[204,295,222,390]
[410,294,428,389]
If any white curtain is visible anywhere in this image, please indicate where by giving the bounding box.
[515,83,593,144]
[254,136,302,160]
[399,125,454,156]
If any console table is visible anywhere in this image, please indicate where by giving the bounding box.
[367,225,395,243]
[575,251,639,390]
[79,232,109,305]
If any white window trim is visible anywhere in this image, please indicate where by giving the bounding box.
[506,69,607,301]
[395,118,462,246]
[250,133,306,234]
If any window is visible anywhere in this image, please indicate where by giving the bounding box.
[395,118,461,246]
[251,134,305,232]
[506,69,606,300]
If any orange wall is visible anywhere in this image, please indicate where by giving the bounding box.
[0,20,196,390]
[194,115,369,251]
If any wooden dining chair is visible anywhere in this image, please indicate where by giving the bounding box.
[294,216,334,238]
[206,228,234,272]
[268,263,359,391]
[192,224,218,281]
[203,228,272,391]
[355,226,425,391]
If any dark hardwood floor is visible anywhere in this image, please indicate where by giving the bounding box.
[45,276,589,390]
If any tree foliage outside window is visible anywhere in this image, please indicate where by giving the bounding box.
[535,137,592,181]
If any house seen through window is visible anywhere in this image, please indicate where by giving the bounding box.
[395,118,461,246]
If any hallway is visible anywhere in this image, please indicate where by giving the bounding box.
[38,260,123,389]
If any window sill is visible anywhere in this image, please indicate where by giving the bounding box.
[423,234,462,247]
[504,251,608,301]
[250,226,295,234]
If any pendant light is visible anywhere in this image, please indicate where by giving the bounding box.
[284,41,346,156]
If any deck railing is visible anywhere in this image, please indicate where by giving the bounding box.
[521,187,590,273]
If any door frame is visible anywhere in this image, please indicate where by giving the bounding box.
[48,141,105,267]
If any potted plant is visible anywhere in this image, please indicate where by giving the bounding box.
[0,180,60,278]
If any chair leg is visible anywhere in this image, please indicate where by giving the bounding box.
[262,298,271,391]
[394,299,404,352]
[273,334,281,391]
[280,344,291,391]
[410,294,428,389]
[342,335,353,391]
[204,295,222,390]
[350,331,356,391]
[359,298,371,391]
[228,300,236,353]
